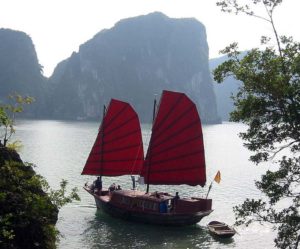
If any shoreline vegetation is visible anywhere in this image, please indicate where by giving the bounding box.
[0,95,80,249]
[0,146,58,248]
[0,145,80,249]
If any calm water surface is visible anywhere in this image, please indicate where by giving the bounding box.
[14,120,275,249]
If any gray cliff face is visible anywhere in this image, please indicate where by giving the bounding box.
[50,12,220,123]
[210,55,243,121]
[0,28,47,117]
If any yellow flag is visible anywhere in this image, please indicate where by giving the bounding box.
[214,170,221,184]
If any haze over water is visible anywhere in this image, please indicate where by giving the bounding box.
[14,120,275,248]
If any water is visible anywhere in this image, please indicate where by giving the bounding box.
[14,120,276,248]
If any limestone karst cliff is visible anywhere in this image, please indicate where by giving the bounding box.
[49,12,220,123]
[0,28,47,117]
[0,13,222,123]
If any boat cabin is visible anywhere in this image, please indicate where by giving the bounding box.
[108,190,212,214]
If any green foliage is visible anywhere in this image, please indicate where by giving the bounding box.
[41,179,80,209]
[214,38,300,164]
[0,97,80,248]
[0,158,58,249]
[215,0,300,248]
[0,149,80,249]
[6,140,23,152]
[0,94,34,146]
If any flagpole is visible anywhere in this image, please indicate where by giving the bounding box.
[206,170,221,199]
[205,181,213,199]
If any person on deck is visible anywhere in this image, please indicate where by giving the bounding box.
[170,192,180,211]
[93,176,102,194]
[174,192,180,200]
[109,183,116,192]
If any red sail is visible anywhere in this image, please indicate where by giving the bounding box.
[142,90,206,186]
[81,99,144,176]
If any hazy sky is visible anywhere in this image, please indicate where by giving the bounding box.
[1,0,299,77]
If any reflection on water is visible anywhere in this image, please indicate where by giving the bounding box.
[14,120,275,249]
[83,210,216,249]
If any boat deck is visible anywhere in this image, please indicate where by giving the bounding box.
[117,189,146,197]
[114,190,175,202]
[94,189,175,203]
[99,195,110,202]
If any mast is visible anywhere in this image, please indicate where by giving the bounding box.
[100,105,106,178]
[146,97,157,194]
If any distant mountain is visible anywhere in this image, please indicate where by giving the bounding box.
[0,14,223,123]
[210,55,241,121]
[0,28,47,117]
[49,12,221,123]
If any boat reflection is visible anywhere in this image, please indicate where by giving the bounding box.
[82,210,218,249]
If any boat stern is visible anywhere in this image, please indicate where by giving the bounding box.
[174,197,212,214]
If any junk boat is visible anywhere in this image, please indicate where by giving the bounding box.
[82,90,213,226]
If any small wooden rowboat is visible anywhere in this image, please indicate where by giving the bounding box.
[207,221,236,238]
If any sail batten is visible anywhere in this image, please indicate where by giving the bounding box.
[152,105,194,139]
[149,121,201,151]
[88,158,144,163]
[104,115,136,136]
[83,168,143,174]
[148,149,204,164]
[101,144,144,153]
[152,94,184,132]
[142,90,206,186]
[103,129,142,144]
[81,99,144,176]
[145,164,203,173]
[103,105,128,128]
[149,135,203,156]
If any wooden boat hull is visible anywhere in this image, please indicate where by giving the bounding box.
[96,197,212,226]
[207,221,236,238]
[85,188,213,226]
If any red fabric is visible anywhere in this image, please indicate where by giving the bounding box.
[142,90,206,186]
[81,99,144,176]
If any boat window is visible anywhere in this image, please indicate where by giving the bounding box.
[121,196,131,205]
[144,201,154,210]
[143,201,158,211]
[137,200,143,207]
